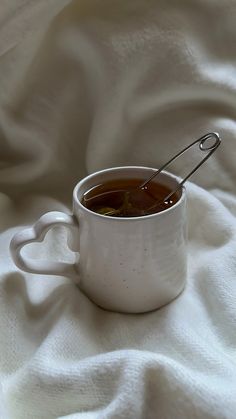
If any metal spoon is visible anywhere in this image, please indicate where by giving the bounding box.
[84,132,221,216]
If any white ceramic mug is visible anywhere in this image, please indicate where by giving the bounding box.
[10,166,187,313]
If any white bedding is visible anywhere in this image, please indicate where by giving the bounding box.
[0,1,236,418]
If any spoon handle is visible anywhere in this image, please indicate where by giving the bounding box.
[141,132,221,204]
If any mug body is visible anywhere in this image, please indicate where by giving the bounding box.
[73,166,187,313]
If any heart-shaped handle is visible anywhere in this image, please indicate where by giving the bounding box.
[10,211,80,281]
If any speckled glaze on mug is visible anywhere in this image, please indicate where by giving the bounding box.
[10,166,187,313]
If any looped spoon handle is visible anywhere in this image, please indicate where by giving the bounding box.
[141,132,221,204]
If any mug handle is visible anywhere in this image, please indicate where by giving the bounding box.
[10,211,80,280]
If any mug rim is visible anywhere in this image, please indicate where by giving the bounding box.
[73,166,186,221]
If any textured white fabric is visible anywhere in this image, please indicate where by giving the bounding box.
[1,1,236,418]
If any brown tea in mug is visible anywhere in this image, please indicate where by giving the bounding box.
[82,178,179,217]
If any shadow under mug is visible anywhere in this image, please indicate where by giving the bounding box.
[10,166,187,313]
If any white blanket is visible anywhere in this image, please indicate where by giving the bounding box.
[1,1,236,418]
